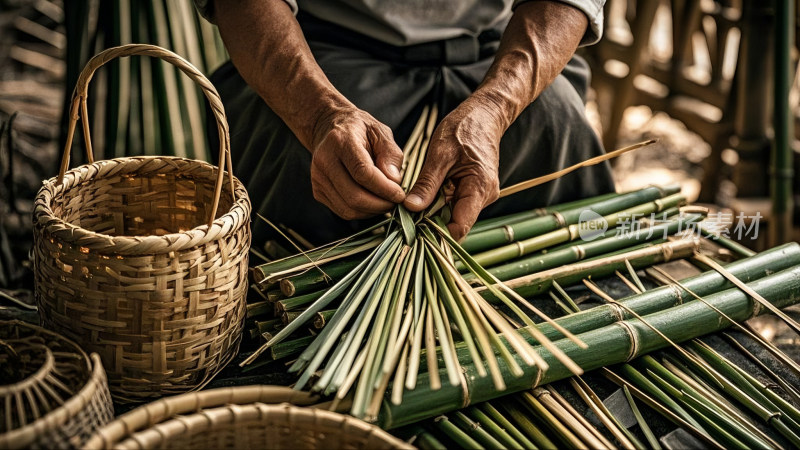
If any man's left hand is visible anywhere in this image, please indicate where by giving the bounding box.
[403,96,504,241]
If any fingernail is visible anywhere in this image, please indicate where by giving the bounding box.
[387,164,400,179]
[407,194,423,207]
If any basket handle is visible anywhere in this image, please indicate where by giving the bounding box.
[58,43,236,227]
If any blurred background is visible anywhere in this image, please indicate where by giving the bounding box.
[0,0,797,291]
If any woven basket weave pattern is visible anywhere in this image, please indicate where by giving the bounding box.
[32,44,251,401]
[34,158,250,400]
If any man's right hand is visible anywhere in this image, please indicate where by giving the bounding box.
[309,107,406,220]
[215,0,405,221]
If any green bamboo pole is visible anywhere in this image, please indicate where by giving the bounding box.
[494,239,800,297]
[246,300,272,318]
[497,400,555,449]
[271,335,315,360]
[477,214,699,282]
[411,427,447,450]
[376,264,800,428]
[252,233,383,284]
[275,290,326,312]
[450,411,506,449]
[526,242,800,342]
[464,406,524,450]
[280,257,363,297]
[471,193,686,268]
[477,403,538,449]
[469,190,629,235]
[699,225,756,258]
[432,416,483,449]
[462,185,676,253]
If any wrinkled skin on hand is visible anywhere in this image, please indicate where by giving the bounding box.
[310,107,406,220]
[404,97,503,241]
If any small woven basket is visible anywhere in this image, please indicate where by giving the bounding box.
[0,320,114,449]
[32,44,251,401]
[83,386,413,450]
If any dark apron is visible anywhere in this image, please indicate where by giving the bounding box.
[208,12,615,248]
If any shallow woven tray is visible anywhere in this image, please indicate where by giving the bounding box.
[0,320,114,449]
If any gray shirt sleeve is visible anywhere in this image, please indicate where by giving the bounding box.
[193,0,299,23]
[513,0,604,46]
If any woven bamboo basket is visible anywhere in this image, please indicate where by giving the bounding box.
[0,320,114,449]
[32,44,251,402]
[83,385,412,449]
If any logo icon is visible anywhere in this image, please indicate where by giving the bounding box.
[577,210,608,241]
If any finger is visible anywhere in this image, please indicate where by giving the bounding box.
[404,144,453,212]
[312,172,371,220]
[341,142,405,203]
[447,177,489,241]
[369,125,404,184]
[328,158,396,214]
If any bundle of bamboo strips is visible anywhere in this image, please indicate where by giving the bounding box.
[242,108,658,419]
[238,108,800,441]
[243,178,800,446]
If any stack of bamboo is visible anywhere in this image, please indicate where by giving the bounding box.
[241,173,800,440]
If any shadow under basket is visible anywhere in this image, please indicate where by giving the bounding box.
[32,44,252,402]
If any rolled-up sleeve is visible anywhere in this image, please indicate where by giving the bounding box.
[513,0,605,46]
[193,0,299,23]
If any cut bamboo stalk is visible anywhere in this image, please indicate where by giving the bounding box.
[477,403,538,449]
[432,416,483,449]
[464,406,525,450]
[463,185,675,253]
[518,392,586,449]
[530,388,610,449]
[722,333,800,407]
[471,193,686,268]
[469,184,681,234]
[474,214,699,282]
[450,411,506,449]
[544,386,616,449]
[497,399,557,449]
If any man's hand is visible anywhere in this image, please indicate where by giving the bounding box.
[405,1,590,241]
[404,97,503,240]
[310,107,405,220]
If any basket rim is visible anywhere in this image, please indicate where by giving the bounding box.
[94,401,413,450]
[33,156,252,256]
[84,385,319,448]
[0,344,55,396]
[0,353,110,450]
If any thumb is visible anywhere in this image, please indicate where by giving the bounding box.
[404,155,451,212]
[447,176,486,241]
[371,125,404,183]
